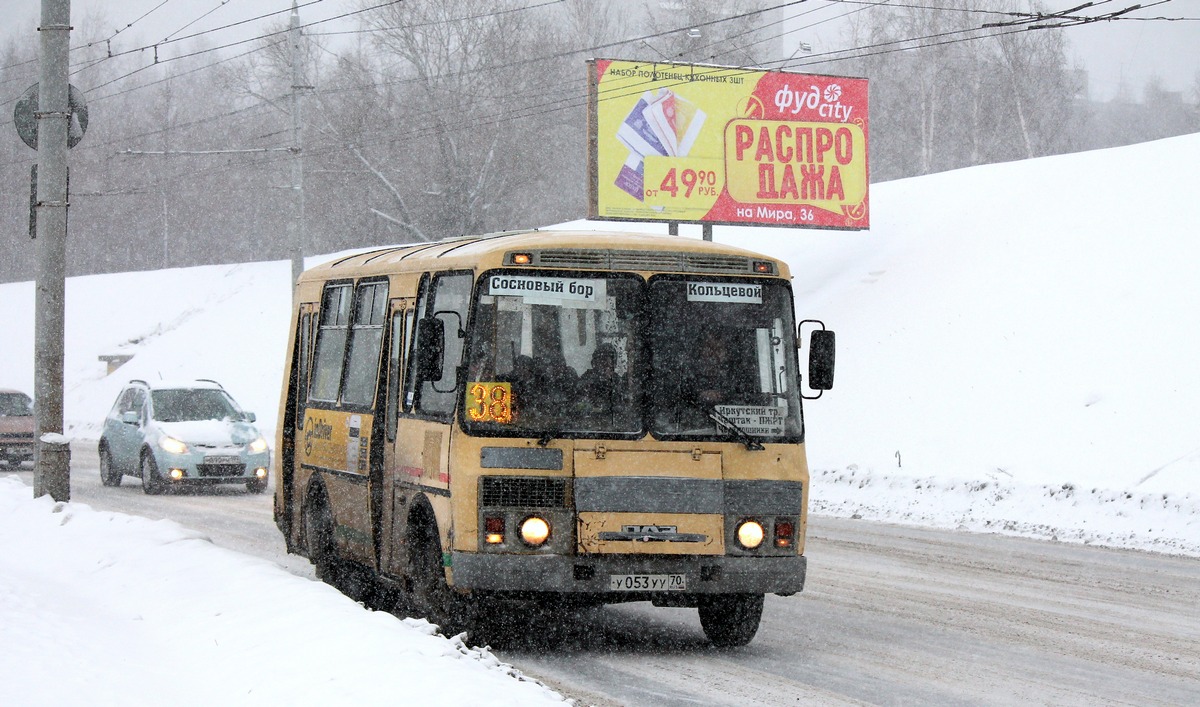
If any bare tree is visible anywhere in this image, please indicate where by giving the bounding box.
[843,0,1079,180]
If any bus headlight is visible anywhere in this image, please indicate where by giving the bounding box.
[519,516,551,546]
[736,520,765,549]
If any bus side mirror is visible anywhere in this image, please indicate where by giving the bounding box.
[416,316,446,382]
[808,329,836,391]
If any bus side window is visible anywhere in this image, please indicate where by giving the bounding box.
[341,281,389,408]
[405,271,472,418]
[310,283,353,403]
[296,312,313,417]
[385,309,408,441]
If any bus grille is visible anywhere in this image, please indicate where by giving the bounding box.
[480,476,568,508]
[521,249,757,274]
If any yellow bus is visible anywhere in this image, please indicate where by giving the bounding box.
[273,230,835,646]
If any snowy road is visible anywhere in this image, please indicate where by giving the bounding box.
[11,442,1197,706]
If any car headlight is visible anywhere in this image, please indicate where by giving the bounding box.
[158,436,188,455]
[519,516,551,546]
[248,437,268,454]
[736,520,765,549]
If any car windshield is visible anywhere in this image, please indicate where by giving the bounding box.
[463,271,644,437]
[150,389,240,423]
[0,393,33,416]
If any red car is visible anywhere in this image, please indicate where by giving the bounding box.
[0,389,35,468]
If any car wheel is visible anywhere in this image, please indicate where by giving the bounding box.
[246,477,267,494]
[698,593,764,647]
[99,446,122,487]
[140,453,164,495]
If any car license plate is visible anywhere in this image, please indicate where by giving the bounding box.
[204,455,240,465]
[609,574,686,591]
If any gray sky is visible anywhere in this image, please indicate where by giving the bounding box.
[1,0,1196,100]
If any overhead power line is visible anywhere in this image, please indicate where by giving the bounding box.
[307,0,567,36]
[79,2,401,93]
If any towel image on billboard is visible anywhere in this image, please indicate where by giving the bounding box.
[615,88,707,201]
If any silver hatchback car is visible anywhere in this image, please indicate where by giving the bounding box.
[99,379,270,494]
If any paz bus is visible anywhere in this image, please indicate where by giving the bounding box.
[273,230,835,647]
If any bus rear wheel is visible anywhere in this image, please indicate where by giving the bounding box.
[305,490,345,585]
[698,593,764,647]
[304,488,379,605]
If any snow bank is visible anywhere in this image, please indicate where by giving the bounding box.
[0,477,565,706]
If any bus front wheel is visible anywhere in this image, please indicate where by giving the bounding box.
[698,593,764,647]
[411,525,475,634]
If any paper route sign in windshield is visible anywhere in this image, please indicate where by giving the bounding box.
[488,275,607,307]
[715,404,785,436]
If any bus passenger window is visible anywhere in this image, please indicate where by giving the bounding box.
[342,281,388,407]
[310,284,352,403]
[385,310,406,441]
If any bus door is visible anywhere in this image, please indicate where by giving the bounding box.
[303,279,388,568]
[387,271,473,571]
[380,299,413,575]
[280,302,316,547]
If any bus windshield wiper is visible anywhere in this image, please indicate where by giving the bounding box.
[536,430,560,447]
[706,406,765,451]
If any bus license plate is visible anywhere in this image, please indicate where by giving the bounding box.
[609,574,686,591]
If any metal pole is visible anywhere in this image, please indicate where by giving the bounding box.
[702,223,712,241]
[33,0,71,501]
[288,0,306,286]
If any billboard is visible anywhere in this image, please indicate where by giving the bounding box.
[588,59,869,230]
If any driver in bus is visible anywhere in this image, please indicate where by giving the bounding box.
[578,343,621,414]
[688,327,756,405]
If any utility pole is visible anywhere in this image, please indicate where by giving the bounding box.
[33,0,71,501]
[289,0,308,286]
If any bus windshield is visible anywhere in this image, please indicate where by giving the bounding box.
[647,276,803,443]
[463,272,644,436]
[462,271,802,442]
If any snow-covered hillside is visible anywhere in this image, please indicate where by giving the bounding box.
[2,133,1197,555]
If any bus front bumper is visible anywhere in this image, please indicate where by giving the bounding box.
[450,552,806,596]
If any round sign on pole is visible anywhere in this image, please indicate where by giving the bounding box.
[13,83,89,150]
